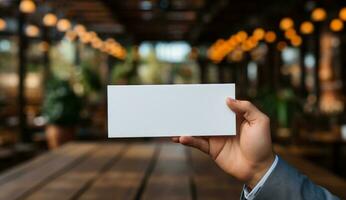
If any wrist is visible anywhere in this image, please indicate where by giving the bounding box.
[246,153,275,189]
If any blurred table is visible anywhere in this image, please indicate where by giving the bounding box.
[0,142,345,200]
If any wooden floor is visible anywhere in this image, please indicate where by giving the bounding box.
[0,142,344,200]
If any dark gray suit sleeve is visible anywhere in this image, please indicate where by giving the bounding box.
[241,157,340,200]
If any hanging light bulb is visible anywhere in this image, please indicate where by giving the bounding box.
[284,28,296,39]
[74,24,86,35]
[291,36,302,47]
[280,17,294,31]
[339,7,346,21]
[300,21,314,34]
[57,18,71,32]
[65,30,77,41]
[235,31,248,42]
[264,31,276,43]
[43,13,58,27]
[19,0,36,14]
[311,8,327,22]
[25,24,40,37]
[253,28,265,40]
[80,32,92,44]
[330,18,344,32]
[89,31,98,41]
[0,18,6,31]
[91,38,103,49]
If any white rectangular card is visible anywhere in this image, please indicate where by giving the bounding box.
[107,84,236,138]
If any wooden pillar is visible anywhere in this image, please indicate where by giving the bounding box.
[300,36,308,97]
[217,61,226,83]
[42,26,51,82]
[266,44,275,88]
[198,58,208,83]
[341,36,346,96]
[229,62,237,83]
[240,58,249,98]
[107,55,116,83]
[18,11,30,142]
[313,23,321,105]
[273,46,282,91]
[257,60,266,89]
[74,41,81,67]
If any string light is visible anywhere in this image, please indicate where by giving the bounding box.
[339,7,346,21]
[253,28,265,40]
[19,0,36,14]
[300,21,314,34]
[43,13,57,27]
[57,18,71,32]
[235,31,248,42]
[65,30,77,41]
[291,36,302,47]
[280,17,294,31]
[91,36,102,49]
[80,32,92,44]
[284,28,296,39]
[74,24,86,35]
[264,31,276,43]
[25,24,40,37]
[226,36,237,47]
[311,8,327,22]
[89,31,98,41]
[46,18,127,59]
[330,18,344,32]
[0,18,6,31]
[248,36,259,48]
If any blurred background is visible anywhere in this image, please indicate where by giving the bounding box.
[0,0,345,181]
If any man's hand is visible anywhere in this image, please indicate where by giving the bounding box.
[172,98,275,189]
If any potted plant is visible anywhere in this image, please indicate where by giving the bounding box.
[42,77,81,149]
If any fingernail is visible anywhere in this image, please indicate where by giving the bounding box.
[226,97,236,102]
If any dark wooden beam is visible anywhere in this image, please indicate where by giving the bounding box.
[313,23,321,106]
[188,0,229,44]
[101,0,136,42]
[341,36,346,96]
[74,41,81,67]
[42,26,51,83]
[197,58,208,83]
[300,35,308,97]
[18,10,30,142]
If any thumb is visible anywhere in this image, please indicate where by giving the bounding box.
[226,98,264,122]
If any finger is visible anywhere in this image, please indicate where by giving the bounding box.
[171,137,179,143]
[226,98,264,122]
[179,136,209,154]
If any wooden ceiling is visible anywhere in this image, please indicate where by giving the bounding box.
[45,0,297,43]
[1,0,346,43]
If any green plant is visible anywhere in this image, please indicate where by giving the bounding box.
[80,63,102,94]
[42,77,81,126]
[254,87,302,128]
[111,47,140,84]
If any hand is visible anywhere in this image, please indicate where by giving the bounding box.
[172,98,275,189]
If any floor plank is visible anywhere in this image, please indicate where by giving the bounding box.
[0,143,96,200]
[25,143,125,200]
[189,148,243,200]
[0,143,75,186]
[141,144,192,200]
[79,143,157,200]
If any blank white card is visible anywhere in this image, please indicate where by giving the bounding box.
[107,84,236,138]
